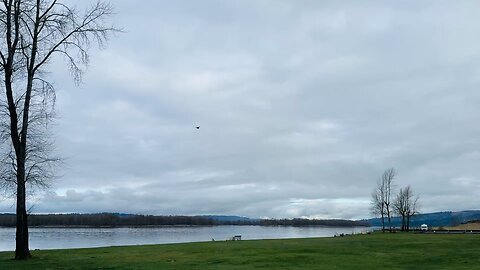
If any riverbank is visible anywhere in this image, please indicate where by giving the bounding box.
[1,233,479,269]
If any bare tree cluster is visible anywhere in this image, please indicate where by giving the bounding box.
[370,168,395,231]
[0,0,116,260]
[393,186,419,231]
[370,168,420,232]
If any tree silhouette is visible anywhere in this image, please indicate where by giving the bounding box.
[0,0,117,259]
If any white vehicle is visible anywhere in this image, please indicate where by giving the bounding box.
[420,224,428,231]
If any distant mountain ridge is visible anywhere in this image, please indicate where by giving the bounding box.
[198,215,257,222]
[366,210,480,227]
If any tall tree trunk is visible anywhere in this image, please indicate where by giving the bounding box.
[381,214,385,232]
[380,206,385,232]
[386,207,392,232]
[4,65,30,260]
[15,165,30,259]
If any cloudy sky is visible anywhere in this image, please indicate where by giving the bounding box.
[2,0,480,219]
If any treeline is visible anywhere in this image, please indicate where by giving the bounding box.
[0,213,368,227]
[0,214,215,227]
[259,218,369,227]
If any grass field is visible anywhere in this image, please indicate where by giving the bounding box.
[1,233,480,269]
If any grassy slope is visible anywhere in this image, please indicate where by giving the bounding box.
[0,233,479,269]
[445,221,480,230]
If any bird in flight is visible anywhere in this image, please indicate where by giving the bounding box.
[196,126,200,130]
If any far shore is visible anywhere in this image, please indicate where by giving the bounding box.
[0,224,371,229]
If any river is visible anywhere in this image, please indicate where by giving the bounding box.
[0,226,371,251]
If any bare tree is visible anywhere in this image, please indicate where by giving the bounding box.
[0,0,117,260]
[381,168,395,232]
[393,187,408,231]
[393,186,420,231]
[370,180,385,231]
[404,186,419,231]
[370,168,395,232]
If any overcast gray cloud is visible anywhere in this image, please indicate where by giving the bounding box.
[2,0,480,219]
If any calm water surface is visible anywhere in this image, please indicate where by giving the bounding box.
[0,226,371,251]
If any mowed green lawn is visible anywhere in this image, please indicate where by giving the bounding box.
[1,233,479,269]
